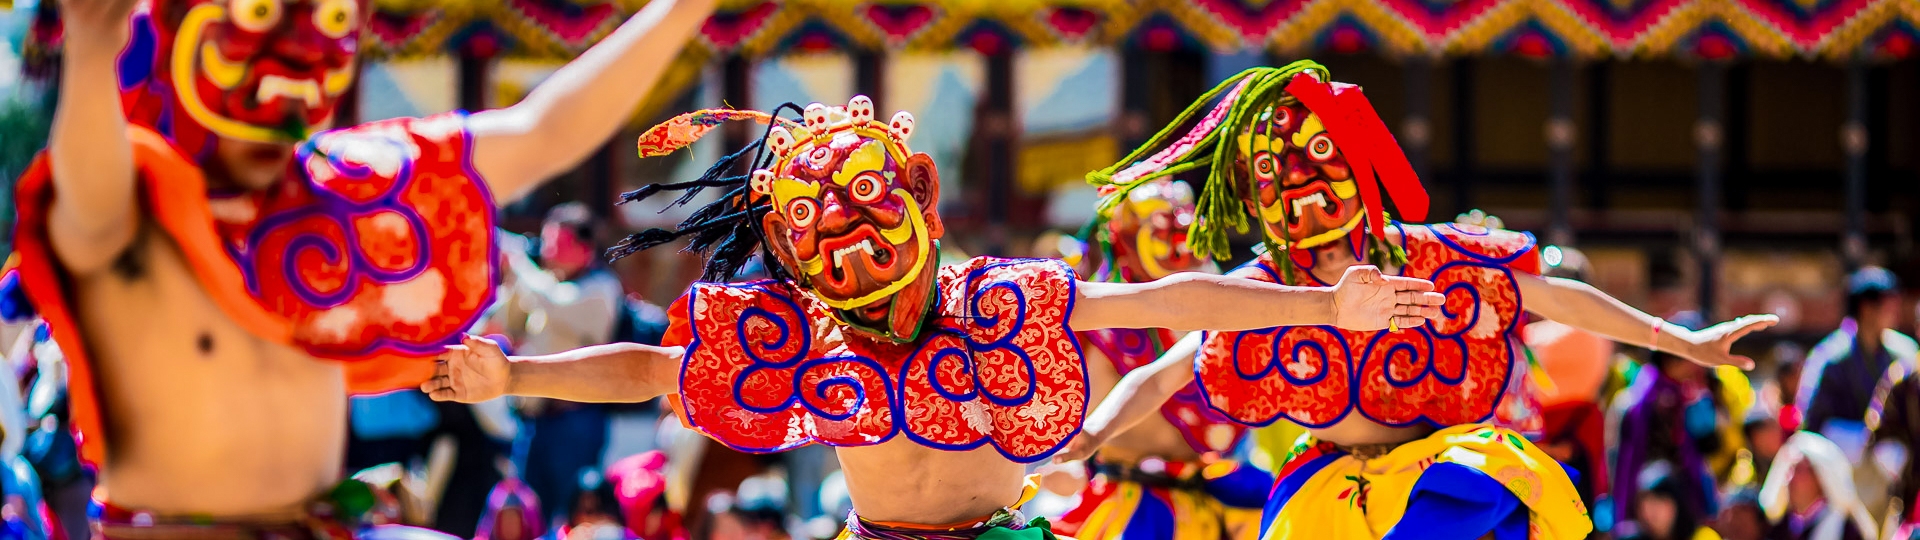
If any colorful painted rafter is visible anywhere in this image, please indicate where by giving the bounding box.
[358,0,1920,61]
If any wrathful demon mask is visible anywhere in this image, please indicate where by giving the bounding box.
[613,97,945,342]
[1085,179,1207,282]
[126,0,361,153]
[1086,60,1430,282]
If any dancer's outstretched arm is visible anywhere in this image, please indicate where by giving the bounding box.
[1071,265,1443,333]
[46,0,142,274]
[1517,273,1777,369]
[423,334,681,403]
[1053,333,1203,463]
[469,0,715,202]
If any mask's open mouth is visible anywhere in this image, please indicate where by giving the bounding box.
[1278,181,1342,228]
[818,223,899,289]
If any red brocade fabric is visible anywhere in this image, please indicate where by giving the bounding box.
[211,113,496,365]
[664,257,1087,463]
[1078,328,1248,454]
[1195,223,1540,429]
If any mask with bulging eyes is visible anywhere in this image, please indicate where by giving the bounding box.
[754,97,945,342]
[1105,179,1208,281]
[1237,102,1365,250]
[154,0,361,146]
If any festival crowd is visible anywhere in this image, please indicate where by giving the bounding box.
[0,0,1899,539]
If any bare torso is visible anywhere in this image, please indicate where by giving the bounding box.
[834,440,1029,525]
[1084,349,1204,464]
[74,224,345,516]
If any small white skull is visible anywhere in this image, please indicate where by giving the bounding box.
[804,103,831,127]
[768,126,796,155]
[750,169,774,195]
[888,111,916,142]
[848,95,876,123]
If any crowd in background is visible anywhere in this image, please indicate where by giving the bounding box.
[0,201,1910,540]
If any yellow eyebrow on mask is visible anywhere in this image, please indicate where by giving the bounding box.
[771,177,822,206]
[832,142,889,186]
[1290,113,1325,149]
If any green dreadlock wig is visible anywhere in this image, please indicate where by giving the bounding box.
[1087,59,1431,285]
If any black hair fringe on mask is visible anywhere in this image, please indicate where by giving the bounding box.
[607,102,806,284]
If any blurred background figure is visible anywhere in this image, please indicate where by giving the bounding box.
[478,477,546,540]
[1610,312,1752,534]
[1717,488,1771,540]
[10,323,84,540]
[1772,343,1809,433]
[1869,357,1920,532]
[1735,409,1787,489]
[553,470,636,540]
[704,474,791,540]
[1801,267,1916,522]
[498,202,625,529]
[0,324,51,540]
[1760,432,1877,540]
[1619,461,1721,540]
[606,451,686,540]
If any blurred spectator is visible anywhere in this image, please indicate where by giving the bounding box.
[478,477,546,540]
[497,203,624,527]
[1774,343,1809,433]
[0,329,52,540]
[1531,245,1615,508]
[606,451,686,540]
[1619,461,1722,540]
[1760,432,1877,540]
[353,463,437,527]
[1801,267,1916,448]
[705,474,790,540]
[345,335,513,537]
[553,470,637,540]
[1732,409,1787,488]
[1870,371,1920,528]
[801,471,851,540]
[13,324,86,540]
[1611,312,1750,533]
[1802,267,1916,524]
[1718,489,1771,540]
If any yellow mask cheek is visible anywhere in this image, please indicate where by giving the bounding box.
[200,42,247,89]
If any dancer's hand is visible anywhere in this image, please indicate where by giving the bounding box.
[1330,265,1443,331]
[1036,462,1088,497]
[1680,314,1780,369]
[423,334,513,403]
[1052,432,1106,464]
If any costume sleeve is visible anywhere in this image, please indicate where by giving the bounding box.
[662,293,694,349]
[258,111,496,366]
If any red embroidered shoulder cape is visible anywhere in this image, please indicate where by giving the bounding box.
[663,257,1087,463]
[11,113,495,466]
[1195,223,1540,429]
[1078,328,1247,453]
